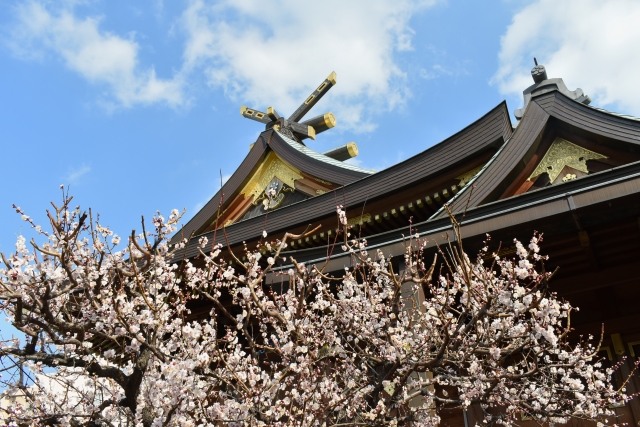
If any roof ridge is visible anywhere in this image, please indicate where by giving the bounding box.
[275,130,374,174]
[585,104,640,123]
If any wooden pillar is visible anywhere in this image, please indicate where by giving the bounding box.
[612,333,640,426]
[463,404,484,427]
[398,263,432,410]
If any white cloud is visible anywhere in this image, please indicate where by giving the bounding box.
[494,0,640,116]
[7,1,184,108]
[179,0,438,131]
[64,164,91,184]
[153,0,165,21]
[5,1,438,119]
[420,62,469,80]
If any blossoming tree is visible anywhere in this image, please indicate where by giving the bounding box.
[0,193,630,426]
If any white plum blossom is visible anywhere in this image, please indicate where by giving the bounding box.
[337,205,348,225]
[0,195,629,427]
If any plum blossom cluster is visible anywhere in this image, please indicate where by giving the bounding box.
[0,194,629,426]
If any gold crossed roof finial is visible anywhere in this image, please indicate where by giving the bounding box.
[240,72,337,142]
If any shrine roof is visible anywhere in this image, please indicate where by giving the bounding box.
[170,129,373,244]
[267,157,640,272]
[175,100,512,257]
[275,131,372,174]
[437,90,640,219]
[173,62,640,268]
[586,105,640,123]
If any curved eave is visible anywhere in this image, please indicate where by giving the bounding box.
[169,131,272,244]
[171,129,371,244]
[268,158,640,271]
[179,101,513,258]
[536,92,640,144]
[440,91,640,218]
[587,105,640,123]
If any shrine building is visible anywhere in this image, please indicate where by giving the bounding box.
[171,64,640,426]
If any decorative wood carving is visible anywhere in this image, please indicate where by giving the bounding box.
[252,178,295,209]
[239,152,303,201]
[527,137,607,182]
[456,164,485,187]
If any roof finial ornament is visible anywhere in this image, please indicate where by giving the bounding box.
[514,59,591,120]
[239,72,338,144]
[531,57,548,83]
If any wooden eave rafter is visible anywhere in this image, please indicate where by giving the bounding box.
[177,101,513,259]
[267,157,640,271]
[437,91,640,219]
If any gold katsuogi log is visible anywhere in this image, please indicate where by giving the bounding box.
[322,142,358,161]
[300,112,337,135]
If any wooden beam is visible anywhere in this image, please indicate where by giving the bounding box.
[300,112,337,135]
[322,142,358,161]
[240,106,271,124]
[317,230,334,244]
[383,211,404,228]
[555,262,639,296]
[611,333,640,425]
[267,106,281,121]
[577,230,599,270]
[288,71,337,122]
[288,121,316,140]
[366,218,385,234]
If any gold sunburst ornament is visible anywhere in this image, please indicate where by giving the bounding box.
[527,138,607,182]
[240,152,303,201]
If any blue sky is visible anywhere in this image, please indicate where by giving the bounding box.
[1,0,640,348]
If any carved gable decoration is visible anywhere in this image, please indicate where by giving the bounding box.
[527,138,607,182]
[240,152,303,202]
[456,164,485,187]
